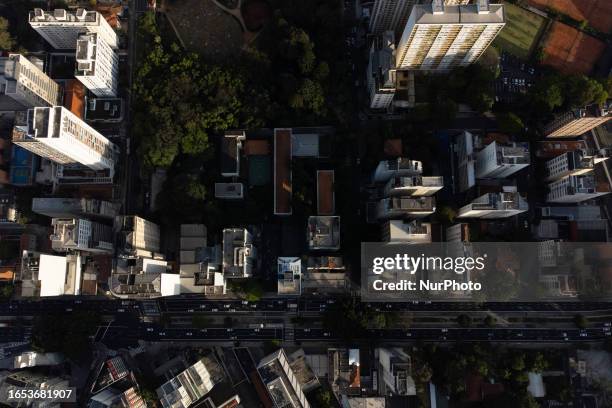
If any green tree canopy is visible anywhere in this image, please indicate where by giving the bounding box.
[31,312,100,362]
[0,17,15,51]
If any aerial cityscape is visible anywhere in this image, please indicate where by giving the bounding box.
[0,0,611,406]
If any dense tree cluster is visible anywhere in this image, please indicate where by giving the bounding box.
[0,17,15,51]
[133,13,265,168]
[422,344,551,405]
[526,73,608,118]
[31,312,101,362]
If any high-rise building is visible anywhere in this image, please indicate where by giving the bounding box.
[384,175,444,196]
[544,150,606,182]
[382,220,432,243]
[222,228,256,278]
[29,8,118,50]
[377,196,436,219]
[50,218,113,253]
[19,250,82,297]
[376,348,416,396]
[533,205,609,242]
[156,355,231,408]
[257,349,310,408]
[546,174,610,203]
[543,104,611,138]
[475,140,530,178]
[367,31,397,109]
[373,158,422,183]
[457,188,528,219]
[115,216,161,255]
[277,257,302,296]
[75,32,119,97]
[445,223,470,242]
[396,0,505,70]
[12,107,118,175]
[32,197,118,220]
[308,216,341,250]
[455,130,476,192]
[0,54,61,110]
[369,0,416,36]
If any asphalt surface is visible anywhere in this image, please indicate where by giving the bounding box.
[4,322,610,346]
[295,326,612,342]
[2,298,612,317]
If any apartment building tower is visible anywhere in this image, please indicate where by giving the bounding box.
[257,349,311,408]
[369,0,416,36]
[12,107,118,175]
[396,0,505,70]
[543,104,611,138]
[373,158,422,183]
[29,8,118,50]
[115,216,161,255]
[475,141,530,178]
[50,218,113,253]
[367,31,397,109]
[457,188,528,219]
[544,150,605,182]
[384,175,444,197]
[546,175,610,203]
[32,197,118,220]
[0,54,61,110]
[75,33,119,97]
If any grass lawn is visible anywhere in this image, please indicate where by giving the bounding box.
[493,3,546,59]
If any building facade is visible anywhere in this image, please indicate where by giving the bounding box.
[0,54,61,109]
[257,349,310,408]
[546,174,610,203]
[12,107,118,175]
[75,33,119,97]
[544,150,601,182]
[367,31,397,109]
[29,8,118,50]
[395,0,505,70]
[543,105,611,138]
[369,0,416,36]
[384,175,444,196]
[377,196,436,219]
[373,158,422,183]
[382,220,432,243]
[32,197,118,220]
[50,218,113,253]
[475,141,530,179]
[457,189,528,219]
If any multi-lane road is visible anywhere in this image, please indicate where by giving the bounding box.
[2,297,612,345]
[2,297,612,317]
[2,321,611,345]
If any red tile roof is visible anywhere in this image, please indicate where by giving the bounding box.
[274,129,292,215]
[63,80,85,119]
[245,139,270,155]
[317,170,334,215]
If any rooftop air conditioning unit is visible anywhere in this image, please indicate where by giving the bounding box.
[76,9,87,20]
[53,9,67,20]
